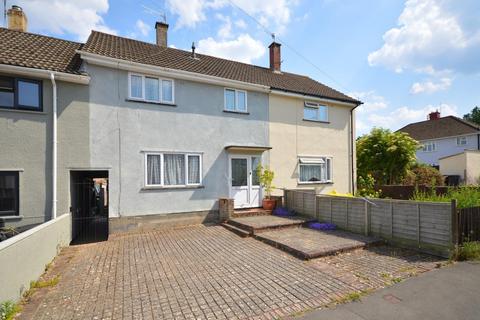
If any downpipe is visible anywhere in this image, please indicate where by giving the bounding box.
[50,73,57,220]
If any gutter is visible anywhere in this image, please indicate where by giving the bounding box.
[350,103,362,194]
[50,73,57,219]
[0,64,90,84]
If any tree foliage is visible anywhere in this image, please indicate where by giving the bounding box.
[463,106,480,126]
[357,128,419,185]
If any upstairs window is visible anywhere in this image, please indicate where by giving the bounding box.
[129,73,174,104]
[224,88,247,112]
[0,76,42,111]
[298,157,332,184]
[456,136,467,146]
[304,102,328,122]
[0,171,19,216]
[422,142,436,152]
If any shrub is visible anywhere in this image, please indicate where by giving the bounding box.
[356,174,381,198]
[402,164,444,186]
[256,165,275,199]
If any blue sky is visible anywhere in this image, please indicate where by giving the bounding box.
[9,0,480,135]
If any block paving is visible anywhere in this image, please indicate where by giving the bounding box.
[17,225,446,320]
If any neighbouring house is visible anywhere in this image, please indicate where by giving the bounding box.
[0,7,90,230]
[398,111,480,165]
[0,5,359,235]
[439,150,480,185]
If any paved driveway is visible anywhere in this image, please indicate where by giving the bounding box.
[18,225,444,320]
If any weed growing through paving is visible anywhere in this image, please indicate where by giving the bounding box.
[334,289,373,305]
[0,301,21,320]
[451,242,480,261]
[30,276,60,289]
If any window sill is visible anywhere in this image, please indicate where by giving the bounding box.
[298,181,333,185]
[302,118,330,124]
[141,185,204,191]
[223,110,249,115]
[0,215,23,220]
[125,99,176,107]
[0,108,46,115]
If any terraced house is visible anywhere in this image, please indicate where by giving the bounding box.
[0,6,360,239]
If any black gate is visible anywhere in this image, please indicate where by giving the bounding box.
[71,172,109,244]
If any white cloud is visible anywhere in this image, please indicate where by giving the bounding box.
[135,20,150,37]
[234,19,247,29]
[367,104,459,131]
[216,14,232,39]
[410,77,452,94]
[350,91,388,113]
[17,0,115,41]
[368,0,480,74]
[166,0,207,28]
[197,34,266,63]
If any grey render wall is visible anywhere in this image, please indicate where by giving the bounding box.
[417,134,479,165]
[0,73,89,228]
[285,189,453,257]
[86,64,269,217]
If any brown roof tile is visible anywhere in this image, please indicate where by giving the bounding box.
[82,31,360,104]
[397,116,480,141]
[0,27,82,74]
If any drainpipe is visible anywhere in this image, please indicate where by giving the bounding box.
[350,103,362,195]
[50,73,57,220]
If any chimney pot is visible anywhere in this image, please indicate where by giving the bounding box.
[429,111,441,120]
[7,5,28,32]
[269,42,281,72]
[155,21,168,47]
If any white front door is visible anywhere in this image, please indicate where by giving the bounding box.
[230,155,262,208]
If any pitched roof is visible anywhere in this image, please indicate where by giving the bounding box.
[81,31,360,104]
[397,116,480,141]
[0,27,83,74]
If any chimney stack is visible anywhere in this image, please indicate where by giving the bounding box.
[7,5,27,32]
[428,111,441,120]
[269,42,281,72]
[155,22,168,47]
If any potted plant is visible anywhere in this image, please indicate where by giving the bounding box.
[257,165,276,210]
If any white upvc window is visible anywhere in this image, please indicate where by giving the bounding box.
[421,142,436,152]
[224,88,247,112]
[298,157,332,184]
[145,152,202,187]
[303,102,328,122]
[456,136,467,146]
[129,73,174,104]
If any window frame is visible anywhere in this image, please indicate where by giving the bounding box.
[224,88,248,113]
[303,101,328,122]
[297,157,333,184]
[128,72,175,104]
[422,142,436,152]
[144,152,202,188]
[0,76,43,112]
[0,171,20,217]
[456,136,467,146]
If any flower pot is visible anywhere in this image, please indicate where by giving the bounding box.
[262,198,276,210]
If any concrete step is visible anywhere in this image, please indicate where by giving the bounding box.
[227,215,309,236]
[231,208,272,218]
[221,222,251,237]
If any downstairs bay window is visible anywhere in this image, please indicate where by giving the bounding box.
[145,152,202,187]
[298,157,332,184]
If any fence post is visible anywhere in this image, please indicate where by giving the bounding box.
[330,198,333,223]
[314,195,319,220]
[451,199,458,246]
[364,200,369,236]
[390,202,394,239]
[345,198,349,230]
[416,203,421,248]
[283,189,288,209]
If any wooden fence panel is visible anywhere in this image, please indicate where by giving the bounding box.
[458,206,480,243]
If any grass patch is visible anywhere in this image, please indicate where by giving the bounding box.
[0,301,22,320]
[30,276,60,289]
[451,242,480,261]
[335,289,373,305]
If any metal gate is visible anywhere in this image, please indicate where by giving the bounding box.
[71,175,109,244]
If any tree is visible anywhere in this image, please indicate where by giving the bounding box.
[357,128,419,185]
[463,106,480,126]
